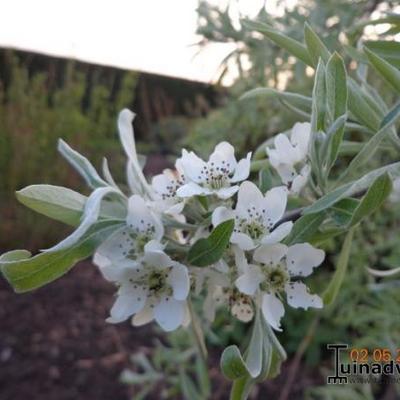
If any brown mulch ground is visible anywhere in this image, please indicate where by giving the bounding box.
[0,261,148,400]
[0,259,324,400]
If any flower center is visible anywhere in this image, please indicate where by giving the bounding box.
[236,216,266,240]
[260,265,289,293]
[198,161,232,190]
[147,270,168,293]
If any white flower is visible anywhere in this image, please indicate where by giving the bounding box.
[235,243,324,331]
[212,181,293,250]
[94,195,164,266]
[194,256,255,323]
[266,122,311,194]
[176,142,251,199]
[97,240,190,331]
[151,159,186,215]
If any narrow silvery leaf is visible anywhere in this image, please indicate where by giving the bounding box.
[1,220,123,293]
[325,53,347,123]
[102,158,120,190]
[58,139,108,189]
[284,212,326,245]
[220,310,264,380]
[364,46,400,93]
[347,78,381,131]
[118,109,154,199]
[304,161,400,214]
[348,173,392,227]
[241,19,313,66]
[16,185,87,227]
[45,186,122,252]
[126,160,145,195]
[304,23,331,66]
[339,103,400,183]
[363,40,400,69]
[321,114,347,175]
[322,227,354,306]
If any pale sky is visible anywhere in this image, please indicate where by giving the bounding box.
[0,0,285,85]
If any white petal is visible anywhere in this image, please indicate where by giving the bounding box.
[176,182,211,198]
[96,227,136,265]
[210,142,237,173]
[168,263,190,300]
[262,293,285,331]
[107,285,147,323]
[151,171,174,196]
[236,181,264,215]
[274,133,298,164]
[261,221,293,245]
[235,265,263,296]
[231,232,256,250]
[93,252,111,269]
[233,245,248,274]
[215,185,239,199]
[290,122,310,161]
[143,242,172,268]
[165,201,185,215]
[285,282,323,309]
[154,297,186,331]
[180,149,206,183]
[274,163,298,185]
[131,303,154,326]
[262,186,288,224]
[212,206,235,227]
[127,195,164,239]
[286,243,325,277]
[254,243,288,265]
[230,152,252,183]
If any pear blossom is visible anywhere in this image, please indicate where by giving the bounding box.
[151,158,186,215]
[176,142,251,199]
[195,247,255,323]
[266,122,311,194]
[96,240,190,331]
[94,195,164,266]
[212,181,293,250]
[235,243,324,331]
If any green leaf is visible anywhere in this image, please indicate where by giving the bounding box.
[16,185,87,227]
[322,227,355,306]
[259,169,274,193]
[188,219,234,267]
[1,220,123,293]
[364,46,400,93]
[241,19,313,66]
[328,198,359,226]
[304,23,331,66]
[348,173,392,227]
[325,53,347,122]
[347,78,381,131]
[321,114,347,174]
[46,186,122,252]
[58,139,108,189]
[240,88,312,115]
[221,346,251,381]
[284,212,326,245]
[303,161,400,214]
[338,102,400,183]
[363,40,400,69]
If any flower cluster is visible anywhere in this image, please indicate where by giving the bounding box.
[91,109,324,332]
